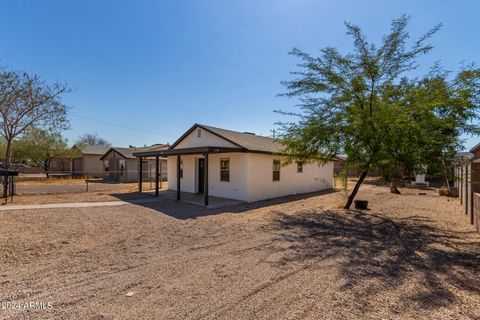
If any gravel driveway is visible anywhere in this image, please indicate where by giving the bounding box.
[1,184,479,319]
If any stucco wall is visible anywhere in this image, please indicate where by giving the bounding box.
[168,153,333,202]
[245,154,333,202]
[82,154,105,177]
[126,158,164,182]
[168,153,250,200]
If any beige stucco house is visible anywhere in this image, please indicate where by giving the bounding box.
[133,124,334,205]
[101,145,168,182]
[71,145,111,177]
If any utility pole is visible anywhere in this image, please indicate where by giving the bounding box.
[270,129,276,139]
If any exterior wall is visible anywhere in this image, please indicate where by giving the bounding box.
[125,158,163,182]
[168,153,334,202]
[175,128,239,149]
[167,153,249,200]
[81,154,105,177]
[245,154,333,202]
[103,150,166,183]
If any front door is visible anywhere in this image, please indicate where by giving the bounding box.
[198,158,205,193]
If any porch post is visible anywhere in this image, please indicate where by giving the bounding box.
[138,157,143,192]
[177,155,181,200]
[204,153,209,206]
[155,156,159,196]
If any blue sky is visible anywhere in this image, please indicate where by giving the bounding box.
[0,0,479,150]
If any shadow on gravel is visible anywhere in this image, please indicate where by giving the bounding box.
[112,189,337,219]
[269,210,480,311]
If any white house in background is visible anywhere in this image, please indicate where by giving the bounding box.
[100,145,168,182]
[71,145,111,177]
[133,124,334,205]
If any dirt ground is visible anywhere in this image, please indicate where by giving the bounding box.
[1,182,479,319]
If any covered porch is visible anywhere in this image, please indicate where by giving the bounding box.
[134,146,245,206]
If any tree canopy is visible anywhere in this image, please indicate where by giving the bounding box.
[0,68,69,196]
[279,16,480,208]
[75,133,111,147]
[13,128,71,178]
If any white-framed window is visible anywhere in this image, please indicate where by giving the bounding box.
[296,161,303,173]
[273,160,281,181]
[220,158,230,182]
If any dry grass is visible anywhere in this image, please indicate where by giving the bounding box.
[3,181,168,205]
[16,177,93,185]
[0,182,479,319]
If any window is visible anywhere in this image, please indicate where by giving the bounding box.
[297,161,303,173]
[180,159,183,178]
[220,158,230,182]
[197,128,202,138]
[119,160,126,175]
[273,160,281,181]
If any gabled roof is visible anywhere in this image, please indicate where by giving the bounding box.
[74,145,111,156]
[100,144,169,160]
[456,151,474,159]
[470,143,480,154]
[170,124,284,154]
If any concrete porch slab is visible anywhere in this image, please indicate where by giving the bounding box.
[144,189,245,208]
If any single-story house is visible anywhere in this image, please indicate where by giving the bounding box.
[71,145,111,177]
[133,124,334,205]
[100,145,168,182]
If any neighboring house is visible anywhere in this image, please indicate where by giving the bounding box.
[100,145,168,182]
[133,124,334,204]
[71,145,111,177]
[333,156,347,174]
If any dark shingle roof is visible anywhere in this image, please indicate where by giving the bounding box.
[202,124,284,153]
[172,124,284,153]
[103,144,170,159]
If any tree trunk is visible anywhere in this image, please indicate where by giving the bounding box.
[441,157,450,193]
[3,139,12,198]
[344,170,368,209]
[43,159,51,179]
[389,176,401,194]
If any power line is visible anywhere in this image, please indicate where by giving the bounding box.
[71,114,177,138]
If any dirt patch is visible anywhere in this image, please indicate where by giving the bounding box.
[0,183,479,319]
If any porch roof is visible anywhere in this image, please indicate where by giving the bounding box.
[133,146,248,157]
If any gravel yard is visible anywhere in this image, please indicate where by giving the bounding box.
[1,183,479,319]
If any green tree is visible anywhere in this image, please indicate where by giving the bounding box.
[407,67,480,191]
[13,129,71,178]
[278,16,480,208]
[0,70,69,194]
[75,133,111,147]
